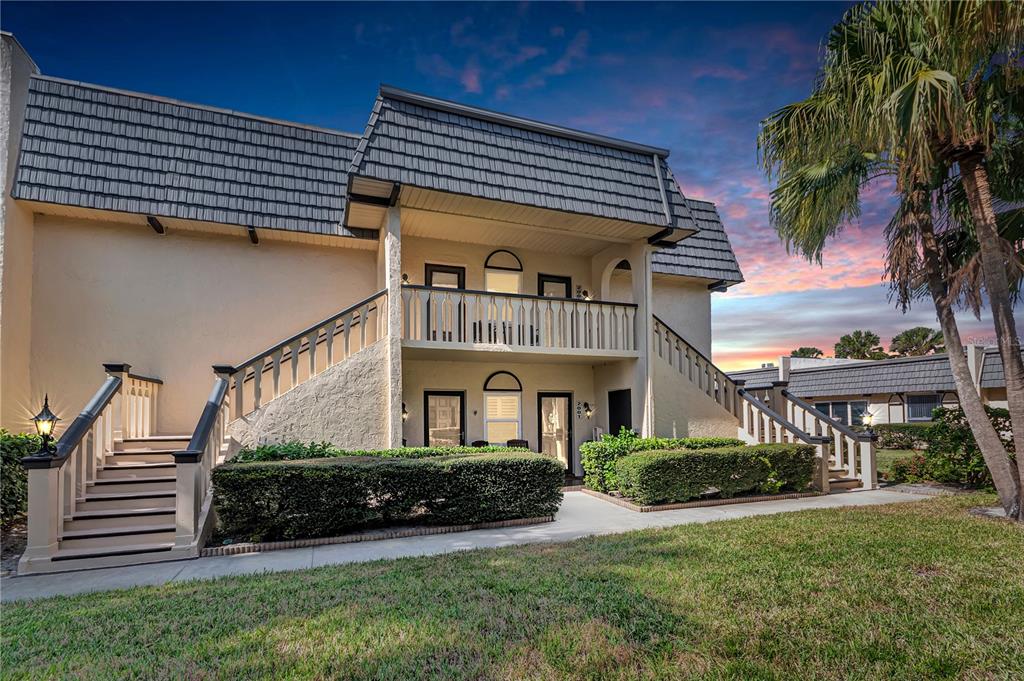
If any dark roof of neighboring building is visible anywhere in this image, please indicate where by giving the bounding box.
[729,349,1010,396]
[349,86,698,233]
[651,199,744,284]
[9,75,743,281]
[11,76,372,238]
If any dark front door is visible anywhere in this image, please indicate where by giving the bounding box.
[538,392,573,472]
[608,389,632,436]
[425,264,466,342]
[424,390,465,446]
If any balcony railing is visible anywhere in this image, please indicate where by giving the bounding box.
[401,285,638,355]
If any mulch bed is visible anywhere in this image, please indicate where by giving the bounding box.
[582,488,821,513]
[1,518,27,576]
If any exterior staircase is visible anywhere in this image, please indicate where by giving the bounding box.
[53,435,188,566]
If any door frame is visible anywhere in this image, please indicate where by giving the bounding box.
[537,391,574,473]
[423,390,466,446]
[537,273,572,298]
[424,264,467,342]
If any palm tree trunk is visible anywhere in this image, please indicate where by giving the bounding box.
[959,156,1024,519]
[918,208,1021,518]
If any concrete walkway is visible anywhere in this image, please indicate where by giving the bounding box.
[1,489,928,602]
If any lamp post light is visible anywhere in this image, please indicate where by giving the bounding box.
[861,412,875,438]
[31,394,60,455]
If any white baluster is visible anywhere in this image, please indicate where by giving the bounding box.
[272,350,283,398]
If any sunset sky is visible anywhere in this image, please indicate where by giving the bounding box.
[4,1,1016,370]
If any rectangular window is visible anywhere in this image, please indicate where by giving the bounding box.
[485,270,522,294]
[851,401,868,425]
[485,393,521,444]
[907,394,940,421]
[829,401,850,425]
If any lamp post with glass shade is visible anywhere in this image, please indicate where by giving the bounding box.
[861,411,875,439]
[31,394,60,456]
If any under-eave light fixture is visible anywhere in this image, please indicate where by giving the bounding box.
[247,225,259,245]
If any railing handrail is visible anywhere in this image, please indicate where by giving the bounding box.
[402,283,639,309]
[174,376,229,464]
[738,388,829,445]
[127,372,163,385]
[652,314,732,382]
[781,389,875,442]
[22,375,122,470]
[224,289,387,373]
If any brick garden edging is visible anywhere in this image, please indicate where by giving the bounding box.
[581,488,821,513]
[200,516,554,557]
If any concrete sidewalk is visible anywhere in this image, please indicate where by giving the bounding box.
[1,488,928,602]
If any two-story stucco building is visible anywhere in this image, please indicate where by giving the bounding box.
[2,33,879,573]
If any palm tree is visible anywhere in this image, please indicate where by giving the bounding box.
[758,0,1023,518]
[834,330,888,360]
[791,347,824,358]
[890,327,946,356]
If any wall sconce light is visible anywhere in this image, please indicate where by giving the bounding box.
[32,394,60,455]
[401,273,409,283]
[401,402,409,422]
[581,290,592,301]
[583,402,593,419]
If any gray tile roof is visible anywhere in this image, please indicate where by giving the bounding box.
[11,76,372,238]
[731,354,967,396]
[349,87,700,233]
[652,198,744,284]
[980,348,1022,388]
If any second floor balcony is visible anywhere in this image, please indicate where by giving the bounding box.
[400,285,639,359]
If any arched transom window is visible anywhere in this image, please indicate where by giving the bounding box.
[484,249,523,294]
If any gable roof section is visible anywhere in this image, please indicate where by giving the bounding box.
[349,86,698,234]
[652,198,744,285]
[11,76,371,237]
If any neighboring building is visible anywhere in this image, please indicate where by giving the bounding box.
[730,347,1011,426]
[0,33,875,573]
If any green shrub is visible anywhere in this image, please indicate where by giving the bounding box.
[907,407,1011,487]
[580,428,743,492]
[873,422,932,449]
[213,453,564,542]
[888,453,930,483]
[233,441,526,463]
[1,430,39,527]
[614,444,816,506]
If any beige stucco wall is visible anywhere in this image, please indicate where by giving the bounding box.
[0,34,38,432]
[651,274,712,357]
[28,216,378,434]
[402,357,604,475]
[228,339,389,450]
[401,236,596,297]
[651,354,737,438]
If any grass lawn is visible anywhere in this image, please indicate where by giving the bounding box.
[877,448,917,477]
[4,494,1023,680]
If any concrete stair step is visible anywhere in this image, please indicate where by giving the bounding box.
[105,451,175,464]
[59,525,175,550]
[98,462,176,479]
[77,491,175,511]
[89,477,175,493]
[116,436,190,451]
[64,507,175,531]
[51,540,174,561]
[830,478,862,490]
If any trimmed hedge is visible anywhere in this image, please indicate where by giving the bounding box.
[873,422,933,450]
[614,444,816,506]
[232,441,526,463]
[1,430,39,527]
[580,428,744,492]
[213,453,564,542]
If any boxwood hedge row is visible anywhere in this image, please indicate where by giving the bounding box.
[614,443,816,506]
[232,441,526,463]
[580,428,745,492]
[213,453,564,542]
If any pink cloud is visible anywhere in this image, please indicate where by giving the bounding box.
[460,57,482,93]
[690,64,750,81]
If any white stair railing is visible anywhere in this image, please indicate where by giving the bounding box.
[217,289,388,418]
[652,315,740,418]
[737,389,833,492]
[401,285,638,354]
[782,390,878,490]
[173,372,231,552]
[18,363,161,571]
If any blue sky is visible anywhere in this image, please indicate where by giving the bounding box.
[3,1,1011,368]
